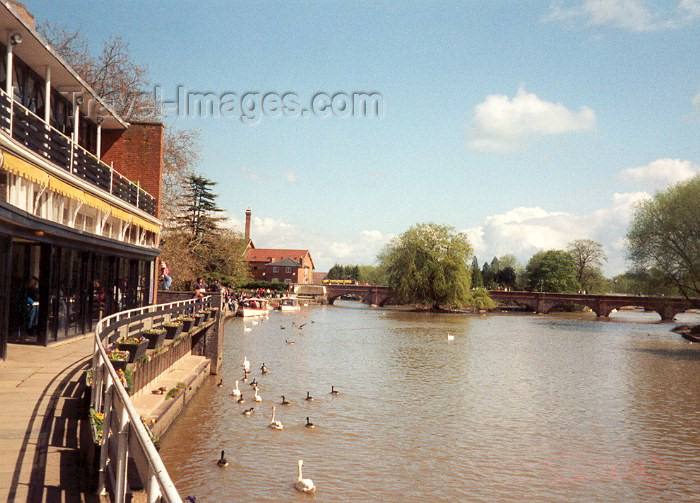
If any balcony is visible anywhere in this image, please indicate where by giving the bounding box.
[0,88,157,217]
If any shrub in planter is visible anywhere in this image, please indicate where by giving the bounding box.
[118,336,149,363]
[163,321,183,339]
[193,313,204,327]
[142,328,167,349]
[107,349,130,371]
[180,317,195,333]
[200,310,211,322]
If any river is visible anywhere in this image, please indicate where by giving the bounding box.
[159,302,700,502]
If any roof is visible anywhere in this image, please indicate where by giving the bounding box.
[0,2,128,129]
[267,258,302,267]
[246,248,314,269]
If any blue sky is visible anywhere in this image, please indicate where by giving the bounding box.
[30,1,700,273]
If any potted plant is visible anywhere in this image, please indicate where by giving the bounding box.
[200,309,211,322]
[180,317,195,333]
[118,336,149,363]
[208,307,219,321]
[142,328,167,349]
[107,349,130,372]
[163,320,183,339]
[193,312,204,326]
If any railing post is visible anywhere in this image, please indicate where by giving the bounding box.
[115,404,130,503]
[110,162,114,193]
[97,372,114,497]
[147,467,160,503]
[136,181,140,207]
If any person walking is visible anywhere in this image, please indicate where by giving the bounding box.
[161,260,172,290]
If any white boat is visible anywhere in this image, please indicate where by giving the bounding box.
[237,298,270,317]
[278,297,301,312]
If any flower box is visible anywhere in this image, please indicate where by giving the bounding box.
[118,337,149,363]
[193,313,203,326]
[142,329,167,349]
[200,310,211,322]
[164,321,183,339]
[180,317,195,333]
[107,349,130,371]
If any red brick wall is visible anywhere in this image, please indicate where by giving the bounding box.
[101,121,165,218]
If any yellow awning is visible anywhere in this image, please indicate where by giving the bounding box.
[2,150,160,234]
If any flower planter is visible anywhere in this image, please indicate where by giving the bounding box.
[181,318,194,333]
[142,329,167,349]
[118,339,149,363]
[164,323,183,339]
[193,314,203,327]
[201,310,211,322]
[209,308,219,321]
[109,358,128,372]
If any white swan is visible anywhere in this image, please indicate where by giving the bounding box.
[447,333,454,341]
[295,460,316,493]
[254,388,262,402]
[244,327,252,332]
[231,381,241,398]
[243,356,250,372]
[268,406,283,430]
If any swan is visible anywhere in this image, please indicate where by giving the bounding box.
[447,333,454,341]
[281,395,290,405]
[237,395,245,404]
[261,363,268,374]
[268,406,283,430]
[244,327,252,332]
[331,386,340,395]
[231,381,241,397]
[217,379,223,388]
[242,407,254,415]
[252,320,258,325]
[217,450,228,467]
[305,391,313,401]
[243,356,250,372]
[254,388,262,402]
[295,460,316,493]
[305,417,315,429]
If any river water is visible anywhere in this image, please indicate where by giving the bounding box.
[159,302,700,502]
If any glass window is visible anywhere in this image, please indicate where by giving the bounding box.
[285,267,292,273]
[273,266,279,273]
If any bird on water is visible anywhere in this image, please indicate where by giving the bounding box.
[217,450,228,467]
[295,460,316,493]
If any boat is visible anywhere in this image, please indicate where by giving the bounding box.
[681,332,700,343]
[237,298,270,317]
[278,297,301,312]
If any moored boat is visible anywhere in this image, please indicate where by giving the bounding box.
[278,297,301,312]
[237,298,270,317]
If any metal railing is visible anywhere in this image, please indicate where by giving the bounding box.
[90,296,211,503]
[0,88,158,216]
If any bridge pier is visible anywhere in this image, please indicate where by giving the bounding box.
[658,305,680,322]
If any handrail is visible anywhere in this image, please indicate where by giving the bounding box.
[91,296,211,502]
[0,87,157,212]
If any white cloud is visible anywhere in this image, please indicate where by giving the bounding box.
[464,191,650,275]
[619,158,698,190]
[545,0,698,31]
[468,87,596,152]
[240,166,264,181]
[284,171,298,184]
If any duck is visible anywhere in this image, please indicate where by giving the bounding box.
[285,339,295,345]
[231,381,241,398]
[447,333,454,341]
[237,395,245,404]
[217,379,223,388]
[295,460,316,493]
[331,386,340,395]
[242,374,248,383]
[217,450,228,467]
[254,388,262,402]
[243,356,250,372]
[305,417,315,429]
[250,379,258,388]
[242,407,255,416]
[268,406,283,430]
[260,363,268,374]
[280,395,290,405]
[305,391,313,401]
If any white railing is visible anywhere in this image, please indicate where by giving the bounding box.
[91,296,211,503]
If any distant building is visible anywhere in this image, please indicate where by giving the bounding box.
[0,3,163,359]
[312,271,327,285]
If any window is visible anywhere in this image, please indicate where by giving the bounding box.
[285,267,291,273]
[273,266,279,273]
[284,278,291,283]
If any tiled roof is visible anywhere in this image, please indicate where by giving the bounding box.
[267,258,302,267]
[246,248,313,268]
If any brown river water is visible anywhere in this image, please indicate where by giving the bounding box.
[159,302,700,502]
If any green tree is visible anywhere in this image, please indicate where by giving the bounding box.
[481,262,493,289]
[497,254,519,271]
[357,265,387,285]
[627,175,700,305]
[327,264,344,280]
[177,175,226,246]
[567,239,607,292]
[495,266,517,289]
[471,257,483,288]
[490,256,500,275]
[526,250,579,293]
[379,223,473,310]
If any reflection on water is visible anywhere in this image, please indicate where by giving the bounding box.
[159,302,700,502]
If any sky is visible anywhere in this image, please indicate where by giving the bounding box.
[29,1,700,274]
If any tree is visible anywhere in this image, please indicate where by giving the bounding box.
[567,239,607,292]
[490,256,500,275]
[161,128,201,225]
[525,250,579,293]
[627,175,700,306]
[357,265,387,285]
[378,223,472,310]
[481,262,493,289]
[497,254,519,271]
[176,175,226,246]
[494,266,516,289]
[471,257,483,288]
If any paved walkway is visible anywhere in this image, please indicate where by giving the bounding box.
[0,336,101,502]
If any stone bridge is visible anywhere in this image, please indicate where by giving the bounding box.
[324,285,697,321]
[488,290,697,321]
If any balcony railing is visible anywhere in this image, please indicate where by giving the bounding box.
[0,88,158,217]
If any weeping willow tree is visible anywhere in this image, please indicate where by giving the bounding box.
[379,223,472,310]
